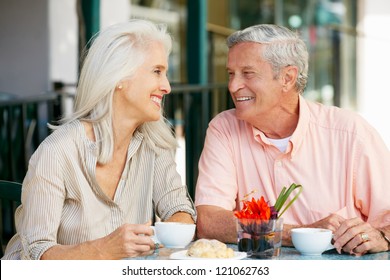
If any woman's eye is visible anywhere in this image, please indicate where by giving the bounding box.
[154,69,162,75]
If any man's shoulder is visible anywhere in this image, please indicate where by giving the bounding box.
[210,109,239,125]
[305,98,375,135]
[209,109,248,132]
[207,109,254,143]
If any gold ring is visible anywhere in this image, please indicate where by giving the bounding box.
[361,233,369,242]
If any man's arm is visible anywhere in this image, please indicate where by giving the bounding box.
[196,205,237,243]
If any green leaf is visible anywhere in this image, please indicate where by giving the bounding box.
[274,183,303,218]
[274,186,287,211]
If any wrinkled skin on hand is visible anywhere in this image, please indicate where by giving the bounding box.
[306,213,346,233]
[304,214,388,256]
[96,223,157,259]
[332,217,388,256]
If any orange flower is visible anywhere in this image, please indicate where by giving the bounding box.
[234,196,271,221]
[235,183,303,222]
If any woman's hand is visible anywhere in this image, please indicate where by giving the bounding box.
[41,223,156,259]
[94,223,156,259]
[333,217,388,256]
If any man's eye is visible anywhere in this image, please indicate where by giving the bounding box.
[154,69,162,75]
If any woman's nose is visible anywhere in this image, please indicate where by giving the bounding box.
[161,76,171,95]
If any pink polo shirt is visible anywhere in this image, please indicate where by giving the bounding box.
[195,96,390,227]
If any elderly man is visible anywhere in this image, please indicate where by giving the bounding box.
[195,24,390,255]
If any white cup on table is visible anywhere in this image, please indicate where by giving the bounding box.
[153,222,196,248]
[291,228,333,256]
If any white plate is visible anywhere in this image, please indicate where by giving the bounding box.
[169,250,247,260]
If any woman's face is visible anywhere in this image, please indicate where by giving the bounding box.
[114,41,171,126]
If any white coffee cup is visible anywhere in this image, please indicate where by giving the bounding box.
[291,228,333,256]
[154,222,196,248]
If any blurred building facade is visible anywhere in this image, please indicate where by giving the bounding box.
[1,0,390,175]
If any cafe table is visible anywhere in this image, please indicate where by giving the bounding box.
[136,243,390,260]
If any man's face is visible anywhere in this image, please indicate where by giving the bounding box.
[226,42,284,124]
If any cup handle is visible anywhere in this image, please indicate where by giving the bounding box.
[150,226,159,243]
[327,234,335,251]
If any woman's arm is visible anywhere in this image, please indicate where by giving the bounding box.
[153,149,197,222]
[41,224,155,260]
[18,140,156,260]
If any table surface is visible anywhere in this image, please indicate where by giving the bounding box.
[137,243,390,260]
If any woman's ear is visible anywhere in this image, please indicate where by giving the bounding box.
[281,65,299,92]
[115,80,128,92]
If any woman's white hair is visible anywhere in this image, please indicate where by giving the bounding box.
[227,24,308,93]
[51,19,177,164]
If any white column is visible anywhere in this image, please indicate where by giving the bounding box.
[100,0,131,29]
[357,0,390,149]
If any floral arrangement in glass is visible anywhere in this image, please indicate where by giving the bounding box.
[235,183,302,258]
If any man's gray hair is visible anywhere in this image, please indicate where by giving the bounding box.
[227,24,308,93]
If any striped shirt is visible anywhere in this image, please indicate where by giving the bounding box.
[2,120,196,259]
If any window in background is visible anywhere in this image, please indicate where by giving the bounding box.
[227,0,357,109]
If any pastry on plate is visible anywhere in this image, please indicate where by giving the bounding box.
[186,238,234,258]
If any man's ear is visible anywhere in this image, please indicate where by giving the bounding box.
[281,65,299,92]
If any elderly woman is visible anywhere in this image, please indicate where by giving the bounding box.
[2,19,196,260]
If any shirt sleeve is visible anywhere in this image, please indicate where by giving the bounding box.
[354,122,390,228]
[16,141,66,260]
[153,148,197,222]
[195,115,239,210]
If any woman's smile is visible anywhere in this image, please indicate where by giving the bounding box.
[151,95,162,108]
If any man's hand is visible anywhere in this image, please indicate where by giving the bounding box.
[333,217,389,255]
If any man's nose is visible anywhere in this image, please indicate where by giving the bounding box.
[228,75,244,94]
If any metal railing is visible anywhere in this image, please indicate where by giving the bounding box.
[0,84,233,198]
[166,83,233,197]
[0,92,61,183]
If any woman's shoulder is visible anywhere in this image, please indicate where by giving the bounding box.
[38,120,86,152]
[46,120,81,139]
